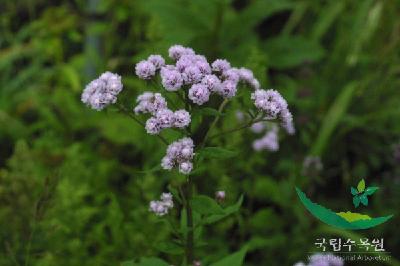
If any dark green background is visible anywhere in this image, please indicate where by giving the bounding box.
[1,0,399,265]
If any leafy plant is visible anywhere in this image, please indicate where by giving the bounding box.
[351,179,379,208]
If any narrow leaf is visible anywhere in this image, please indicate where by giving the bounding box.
[210,247,248,266]
[310,82,357,156]
[192,195,224,215]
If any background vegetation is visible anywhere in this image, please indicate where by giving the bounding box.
[1,0,399,265]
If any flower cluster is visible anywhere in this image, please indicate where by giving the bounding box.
[236,111,280,152]
[135,55,165,79]
[251,89,295,135]
[134,45,260,106]
[252,126,279,152]
[134,92,190,135]
[161,137,194,174]
[149,192,174,216]
[82,45,295,177]
[81,72,123,111]
[294,253,344,266]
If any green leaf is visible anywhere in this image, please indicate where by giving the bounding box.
[350,187,358,196]
[121,257,170,266]
[202,195,244,225]
[311,1,345,41]
[357,179,366,193]
[364,186,379,196]
[353,196,360,208]
[263,35,325,69]
[155,242,184,255]
[197,147,238,160]
[310,82,357,156]
[210,247,248,266]
[180,209,187,239]
[360,194,369,206]
[192,195,224,215]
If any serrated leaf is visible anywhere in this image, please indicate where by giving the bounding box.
[364,186,379,196]
[360,194,368,206]
[198,147,238,160]
[192,195,224,215]
[351,187,358,196]
[353,196,360,208]
[209,247,248,266]
[357,179,366,193]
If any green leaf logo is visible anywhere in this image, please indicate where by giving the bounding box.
[353,196,360,208]
[350,187,358,196]
[357,179,365,193]
[351,179,379,208]
[365,186,379,196]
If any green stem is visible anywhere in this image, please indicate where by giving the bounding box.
[184,176,194,263]
[199,99,229,149]
[208,117,267,140]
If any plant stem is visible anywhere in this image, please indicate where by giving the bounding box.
[117,104,169,145]
[199,99,229,149]
[184,176,194,263]
[208,117,268,140]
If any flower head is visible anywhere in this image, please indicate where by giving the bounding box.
[149,192,174,216]
[201,74,222,93]
[215,191,226,202]
[134,92,167,115]
[183,65,203,84]
[168,45,195,60]
[162,137,195,174]
[174,110,191,128]
[179,161,193,174]
[222,68,240,83]
[145,117,161,135]
[161,68,183,91]
[218,80,237,98]
[135,60,156,79]
[251,89,295,134]
[189,84,210,105]
[147,55,165,69]
[82,71,123,111]
[155,109,175,128]
[211,59,231,72]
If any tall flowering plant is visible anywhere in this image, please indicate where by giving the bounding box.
[82,45,294,265]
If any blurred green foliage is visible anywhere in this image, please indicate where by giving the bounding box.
[1,0,399,265]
